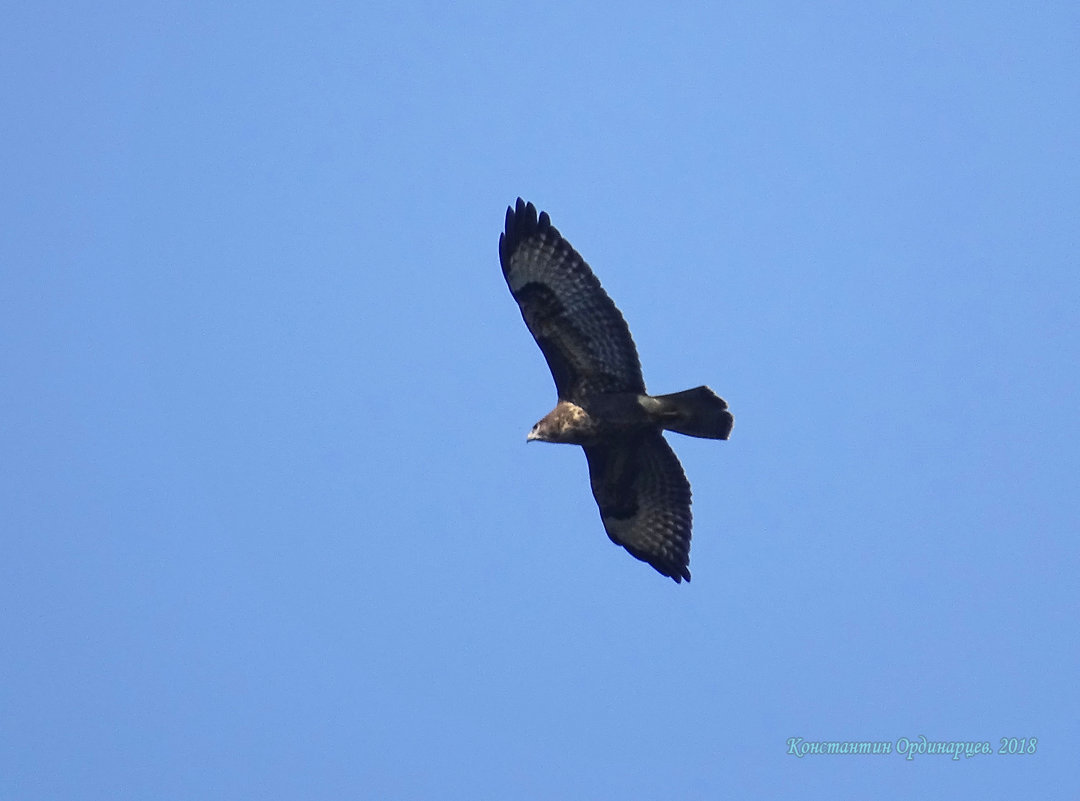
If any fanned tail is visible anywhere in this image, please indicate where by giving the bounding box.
[649,386,733,440]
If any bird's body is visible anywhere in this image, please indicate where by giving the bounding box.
[499,199,733,582]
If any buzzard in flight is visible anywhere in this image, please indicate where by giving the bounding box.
[499,198,733,582]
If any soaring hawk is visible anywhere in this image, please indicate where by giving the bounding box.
[499,198,733,582]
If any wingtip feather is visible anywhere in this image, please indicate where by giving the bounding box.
[501,198,548,271]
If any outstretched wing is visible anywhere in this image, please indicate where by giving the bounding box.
[583,433,693,583]
[499,198,645,400]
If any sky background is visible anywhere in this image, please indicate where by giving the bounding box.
[2,1,1078,798]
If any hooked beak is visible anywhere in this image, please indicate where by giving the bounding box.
[526,430,538,442]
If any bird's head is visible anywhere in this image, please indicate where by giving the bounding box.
[527,419,553,442]
[527,402,588,444]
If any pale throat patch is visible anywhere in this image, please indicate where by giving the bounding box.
[561,401,587,424]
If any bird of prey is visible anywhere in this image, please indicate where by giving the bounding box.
[499,198,733,582]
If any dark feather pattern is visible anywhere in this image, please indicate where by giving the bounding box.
[499,199,645,400]
[584,434,693,583]
[500,198,730,583]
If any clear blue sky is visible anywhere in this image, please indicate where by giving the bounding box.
[2,2,1078,798]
